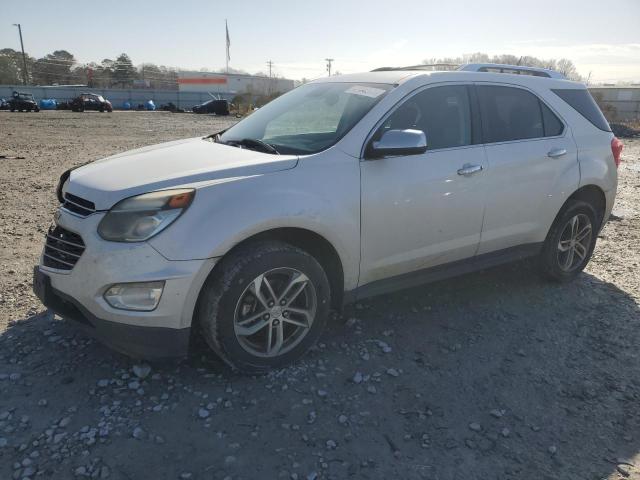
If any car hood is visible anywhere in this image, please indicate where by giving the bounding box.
[65,137,299,210]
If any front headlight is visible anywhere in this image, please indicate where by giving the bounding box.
[98,189,195,242]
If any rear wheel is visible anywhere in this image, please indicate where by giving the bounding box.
[539,200,599,282]
[197,241,331,373]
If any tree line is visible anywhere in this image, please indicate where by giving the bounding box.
[0,49,180,89]
[422,52,583,81]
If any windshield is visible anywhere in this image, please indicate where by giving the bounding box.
[219,82,392,155]
[18,94,32,101]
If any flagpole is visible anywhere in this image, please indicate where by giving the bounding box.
[225,19,229,74]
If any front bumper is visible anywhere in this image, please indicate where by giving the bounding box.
[34,267,190,358]
[35,209,217,359]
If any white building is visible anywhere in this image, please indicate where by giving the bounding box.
[178,71,295,98]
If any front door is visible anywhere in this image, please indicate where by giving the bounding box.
[359,84,488,287]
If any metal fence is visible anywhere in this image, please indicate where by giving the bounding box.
[0,85,235,110]
[589,87,640,122]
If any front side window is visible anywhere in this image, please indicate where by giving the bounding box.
[220,82,392,155]
[477,85,545,143]
[377,85,472,150]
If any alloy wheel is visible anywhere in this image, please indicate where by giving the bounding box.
[557,213,592,272]
[233,268,317,358]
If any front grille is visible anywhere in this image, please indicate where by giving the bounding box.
[43,225,85,271]
[62,193,96,217]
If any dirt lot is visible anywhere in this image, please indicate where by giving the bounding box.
[1,111,639,480]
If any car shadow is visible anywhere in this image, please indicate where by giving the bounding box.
[1,260,639,479]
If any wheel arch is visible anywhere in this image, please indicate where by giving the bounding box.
[203,227,346,311]
[566,184,607,227]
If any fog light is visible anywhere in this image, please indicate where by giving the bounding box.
[103,281,165,311]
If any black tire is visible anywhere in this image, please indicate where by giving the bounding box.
[196,241,331,373]
[539,199,599,282]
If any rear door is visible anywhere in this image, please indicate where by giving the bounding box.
[475,83,579,254]
[359,84,488,286]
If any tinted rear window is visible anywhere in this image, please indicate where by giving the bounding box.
[540,102,564,136]
[477,85,544,143]
[551,89,611,132]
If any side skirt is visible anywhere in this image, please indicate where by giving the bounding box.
[344,243,542,305]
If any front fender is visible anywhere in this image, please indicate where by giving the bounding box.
[149,152,361,290]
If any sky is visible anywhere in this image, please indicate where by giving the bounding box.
[2,0,639,83]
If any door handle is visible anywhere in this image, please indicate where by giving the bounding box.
[457,164,483,176]
[547,148,567,158]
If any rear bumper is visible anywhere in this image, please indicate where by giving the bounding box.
[34,266,190,359]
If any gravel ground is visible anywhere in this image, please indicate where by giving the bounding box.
[1,111,639,480]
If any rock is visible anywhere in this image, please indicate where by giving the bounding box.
[490,409,504,418]
[377,341,392,353]
[307,472,318,480]
[0,438,7,447]
[469,422,482,432]
[617,464,631,477]
[128,381,140,390]
[501,427,510,438]
[180,473,193,479]
[132,427,145,439]
[99,466,110,479]
[352,372,363,384]
[317,389,328,397]
[386,368,400,377]
[198,408,210,419]
[38,399,48,407]
[59,417,71,428]
[326,439,337,449]
[9,373,21,381]
[75,466,87,476]
[97,379,109,388]
[224,455,237,465]
[367,386,377,394]
[132,364,151,380]
[548,445,557,455]
[338,415,348,425]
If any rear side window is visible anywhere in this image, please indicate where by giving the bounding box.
[477,85,544,143]
[540,102,564,136]
[551,88,611,132]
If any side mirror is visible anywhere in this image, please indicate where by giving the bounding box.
[366,129,427,159]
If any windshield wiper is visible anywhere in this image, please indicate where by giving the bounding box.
[224,138,280,155]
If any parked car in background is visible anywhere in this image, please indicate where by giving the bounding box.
[34,63,621,373]
[70,93,112,112]
[8,91,39,112]
[0,98,9,110]
[192,99,230,115]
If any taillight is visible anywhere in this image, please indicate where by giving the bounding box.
[611,137,623,168]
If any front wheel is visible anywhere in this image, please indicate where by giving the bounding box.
[196,241,331,373]
[539,200,599,282]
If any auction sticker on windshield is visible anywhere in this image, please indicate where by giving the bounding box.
[345,85,387,98]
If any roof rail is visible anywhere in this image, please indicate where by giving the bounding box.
[371,63,459,72]
[457,63,566,79]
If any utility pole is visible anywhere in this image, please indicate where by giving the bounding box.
[266,60,274,96]
[325,58,334,76]
[12,24,28,85]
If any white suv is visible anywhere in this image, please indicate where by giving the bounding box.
[34,63,622,373]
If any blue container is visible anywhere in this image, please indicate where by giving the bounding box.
[39,98,57,110]
[122,101,132,110]
[145,100,156,111]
